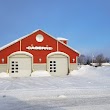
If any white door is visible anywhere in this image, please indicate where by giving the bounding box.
[9,57,32,77]
[48,57,68,76]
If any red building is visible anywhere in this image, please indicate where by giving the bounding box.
[0,29,79,77]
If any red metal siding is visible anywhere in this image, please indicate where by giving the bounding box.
[0,42,20,64]
[21,30,57,63]
[0,30,79,64]
[60,40,67,44]
[58,42,79,63]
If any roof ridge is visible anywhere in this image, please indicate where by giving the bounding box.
[41,30,80,54]
[0,29,80,54]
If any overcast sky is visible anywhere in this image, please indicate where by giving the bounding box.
[0,0,110,57]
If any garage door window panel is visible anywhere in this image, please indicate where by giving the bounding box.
[10,61,19,73]
[49,60,57,73]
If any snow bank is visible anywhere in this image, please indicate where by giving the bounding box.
[31,71,51,77]
[102,63,110,66]
[70,65,110,77]
[70,65,94,76]
[0,72,9,77]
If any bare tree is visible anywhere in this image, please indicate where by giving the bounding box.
[96,54,104,66]
[78,55,86,65]
[86,56,92,65]
[104,57,110,63]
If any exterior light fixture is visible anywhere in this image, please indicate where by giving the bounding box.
[72,59,75,63]
[2,58,4,63]
[39,58,42,62]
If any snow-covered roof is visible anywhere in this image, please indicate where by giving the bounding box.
[42,30,79,54]
[57,37,68,41]
[0,38,21,51]
[31,70,51,77]
[0,72,9,77]
[0,29,40,51]
[0,29,80,54]
[102,63,110,66]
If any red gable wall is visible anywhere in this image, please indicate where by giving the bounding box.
[21,30,57,63]
[0,30,79,64]
[58,42,79,63]
[0,42,20,63]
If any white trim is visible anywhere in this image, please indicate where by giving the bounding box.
[0,29,80,55]
[47,51,69,58]
[40,30,80,54]
[0,29,40,51]
[7,51,33,74]
[47,51,70,74]
[9,51,33,57]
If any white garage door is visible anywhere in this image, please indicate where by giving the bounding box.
[48,57,69,76]
[9,57,32,77]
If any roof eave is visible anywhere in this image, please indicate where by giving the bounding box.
[0,29,41,51]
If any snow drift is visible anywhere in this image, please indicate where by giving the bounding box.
[0,72,9,77]
[31,70,51,77]
[70,65,110,77]
[0,65,110,78]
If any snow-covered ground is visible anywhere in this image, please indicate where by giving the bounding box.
[71,65,110,77]
[0,65,110,110]
[0,72,9,77]
[31,70,51,77]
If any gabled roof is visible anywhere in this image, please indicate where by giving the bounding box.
[42,30,79,54]
[0,29,79,54]
[0,29,40,51]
